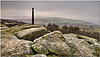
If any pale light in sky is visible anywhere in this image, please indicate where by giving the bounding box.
[1,1,100,25]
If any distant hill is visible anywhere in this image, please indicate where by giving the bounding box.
[35,17,97,26]
[3,17,98,26]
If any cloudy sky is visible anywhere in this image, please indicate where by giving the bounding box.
[1,1,100,25]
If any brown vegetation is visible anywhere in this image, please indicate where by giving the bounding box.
[44,23,99,41]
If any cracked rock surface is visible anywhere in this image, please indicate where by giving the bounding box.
[32,31,100,56]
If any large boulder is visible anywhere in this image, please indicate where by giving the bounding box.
[14,26,48,41]
[32,31,100,56]
[63,34,100,56]
[1,33,34,56]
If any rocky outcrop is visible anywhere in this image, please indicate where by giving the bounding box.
[1,33,34,56]
[32,31,100,56]
[14,26,48,41]
[1,19,26,27]
[1,22,100,57]
[1,24,49,56]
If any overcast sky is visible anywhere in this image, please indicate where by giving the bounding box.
[1,1,100,25]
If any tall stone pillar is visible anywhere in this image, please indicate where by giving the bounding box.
[32,8,34,24]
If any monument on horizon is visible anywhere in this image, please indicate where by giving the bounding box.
[32,8,34,24]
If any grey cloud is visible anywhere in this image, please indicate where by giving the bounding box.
[1,1,100,25]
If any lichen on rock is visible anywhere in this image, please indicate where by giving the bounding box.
[32,31,100,56]
[1,33,34,56]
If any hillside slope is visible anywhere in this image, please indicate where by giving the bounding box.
[35,17,97,26]
[7,17,97,26]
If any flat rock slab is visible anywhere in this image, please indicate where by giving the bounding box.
[9,24,41,33]
[15,27,48,41]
